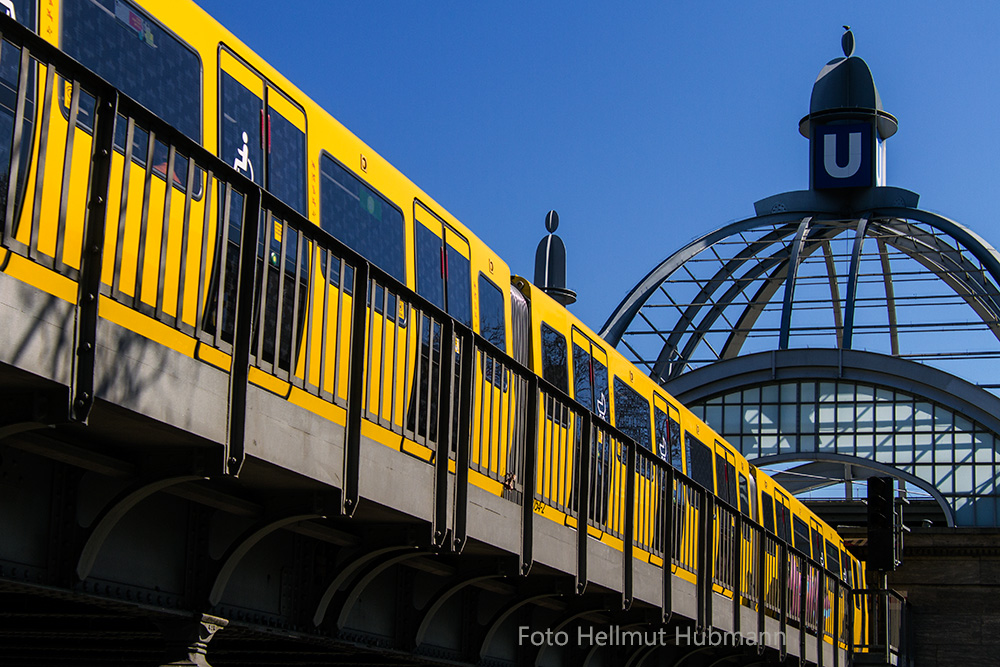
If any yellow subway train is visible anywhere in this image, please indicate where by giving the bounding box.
[0,0,864,651]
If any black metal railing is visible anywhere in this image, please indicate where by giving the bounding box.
[0,12,855,657]
[854,588,909,664]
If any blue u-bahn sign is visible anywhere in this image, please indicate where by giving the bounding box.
[813,122,872,189]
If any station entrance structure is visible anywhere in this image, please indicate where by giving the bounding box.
[600,32,1000,529]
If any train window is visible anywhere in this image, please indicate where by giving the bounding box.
[793,517,810,555]
[841,550,852,584]
[445,241,472,326]
[826,540,841,576]
[478,274,506,351]
[415,223,444,310]
[613,377,651,452]
[727,464,737,505]
[668,412,682,468]
[715,446,737,509]
[811,528,824,567]
[540,323,568,394]
[220,68,263,185]
[686,434,714,492]
[761,491,775,533]
[715,452,730,505]
[747,469,758,519]
[774,492,793,543]
[63,0,201,142]
[738,473,750,517]
[571,334,609,422]
[572,344,591,410]
[266,94,307,215]
[320,154,405,282]
[654,406,669,462]
[1,0,34,28]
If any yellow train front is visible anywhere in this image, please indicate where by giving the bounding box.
[0,0,866,655]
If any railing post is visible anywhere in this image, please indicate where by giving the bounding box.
[848,585,855,656]
[623,440,636,610]
[451,328,474,553]
[818,568,825,667]
[699,492,714,631]
[779,542,788,661]
[520,375,538,575]
[882,590,890,659]
[733,511,742,634]
[224,185,261,476]
[3,44,31,239]
[800,558,808,663]
[756,528,766,653]
[71,89,118,423]
[432,316,456,548]
[661,465,674,624]
[341,261,370,515]
[576,413,592,594]
[833,578,840,667]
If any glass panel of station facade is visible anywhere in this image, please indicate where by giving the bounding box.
[689,379,1000,525]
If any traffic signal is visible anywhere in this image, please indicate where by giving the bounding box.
[867,477,900,571]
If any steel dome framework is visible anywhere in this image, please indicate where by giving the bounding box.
[600,193,1000,527]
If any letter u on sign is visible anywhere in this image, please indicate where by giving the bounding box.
[823,132,861,178]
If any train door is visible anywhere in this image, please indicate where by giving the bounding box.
[736,466,757,600]
[651,394,673,560]
[808,518,826,630]
[219,50,310,379]
[774,490,797,617]
[533,319,576,518]
[570,329,611,533]
[653,395,688,567]
[410,203,478,469]
[713,443,739,592]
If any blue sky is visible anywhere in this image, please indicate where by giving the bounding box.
[196,1,1000,335]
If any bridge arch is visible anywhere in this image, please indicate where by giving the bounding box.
[754,452,956,527]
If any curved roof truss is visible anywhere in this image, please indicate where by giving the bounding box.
[602,203,1000,388]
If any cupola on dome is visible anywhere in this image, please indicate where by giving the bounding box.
[799,28,898,139]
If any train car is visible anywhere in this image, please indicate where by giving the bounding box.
[0,0,862,650]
